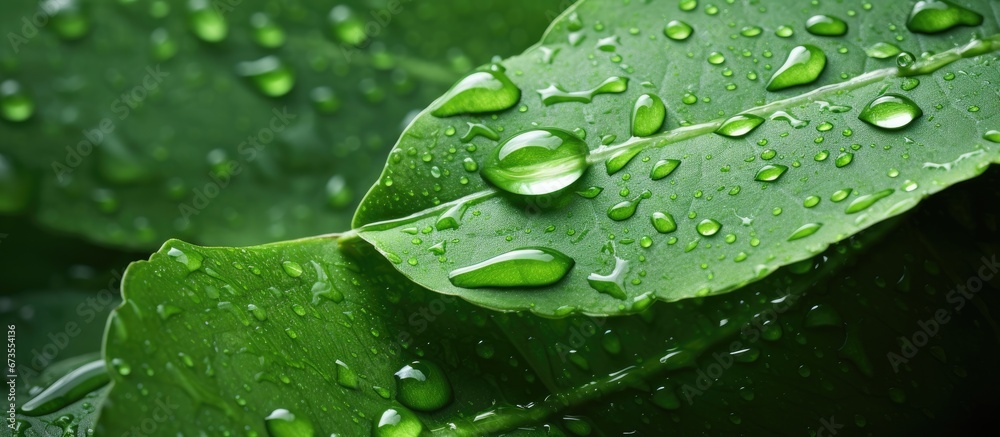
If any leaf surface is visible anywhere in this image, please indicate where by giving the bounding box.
[352,0,1000,316]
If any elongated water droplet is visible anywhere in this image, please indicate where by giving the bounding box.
[696,219,722,236]
[374,407,424,437]
[858,94,922,130]
[335,360,358,389]
[461,123,500,143]
[754,164,788,182]
[431,65,520,117]
[605,147,642,175]
[394,361,452,411]
[865,42,901,59]
[770,110,808,128]
[664,20,693,40]
[167,247,203,272]
[650,159,680,180]
[328,5,366,44]
[608,190,651,221]
[250,12,286,48]
[537,76,628,105]
[805,15,848,36]
[449,247,574,288]
[632,94,666,137]
[651,212,677,234]
[236,56,295,97]
[265,409,314,437]
[0,80,34,122]
[281,261,303,277]
[577,186,603,198]
[188,0,227,42]
[20,360,108,416]
[767,45,826,91]
[435,202,467,231]
[788,223,823,241]
[984,130,1000,143]
[715,114,764,138]
[480,129,588,195]
[907,0,983,34]
[845,189,894,214]
[588,257,628,299]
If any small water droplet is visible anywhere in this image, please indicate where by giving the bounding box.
[480,129,588,195]
[236,56,295,97]
[281,261,303,277]
[449,247,574,288]
[775,25,794,38]
[754,164,788,182]
[608,190,651,221]
[858,94,922,129]
[51,0,90,41]
[0,80,34,122]
[167,247,203,272]
[865,42,901,59]
[845,189,894,214]
[804,304,843,328]
[767,45,826,91]
[328,5,366,45]
[715,114,765,138]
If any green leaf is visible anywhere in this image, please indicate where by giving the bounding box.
[351,0,1000,316]
[0,0,564,250]
[96,238,553,435]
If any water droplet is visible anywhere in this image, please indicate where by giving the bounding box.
[650,159,680,180]
[431,65,520,116]
[577,186,603,198]
[236,56,295,97]
[248,304,267,321]
[448,247,574,288]
[845,189,894,214]
[664,20,694,40]
[805,15,848,36]
[741,26,762,37]
[309,87,341,114]
[250,12,285,48]
[715,114,765,138]
[328,5,366,45]
[804,196,821,208]
[770,110,809,128]
[907,0,983,34]
[858,94,922,129]
[605,147,642,175]
[461,123,500,143]
[374,407,424,437]
[983,130,1000,143]
[652,385,681,410]
[188,0,228,42]
[537,76,628,105]
[608,190,651,221]
[394,361,452,411]
[281,261,303,277]
[754,164,788,182]
[596,35,620,52]
[631,94,666,137]
[865,42,902,59]
[20,360,108,416]
[0,80,34,122]
[767,45,826,91]
[265,408,314,437]
[896,51,916,68]
[149,28,177,61]
[476,341,495,359]
[167,247,203,272]
[775,25,794,38]
[787,223,823,241]
[804,304,843,328]
[334,360,358,389]
[434,202,467,231]
[900,77,920,91]
[707,52,725,65]
[679,0,698,11]
[588,257,629,299]
[835,152,854,168]
[480,129,588,195]
[51,0,90,40]
[696,219,722,236]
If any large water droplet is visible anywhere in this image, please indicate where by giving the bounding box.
[335,360,358,389]
[805,15,848,36]
[605,147,642,175]
[448,247,574,288]
[608,190,651,221]
[696,219,722,236]
[907,0,983,34]
[480,129,588,195]
[664,20,693,41]
[20,360,108,416]
[754,164,788,182]
[858,94,922,130]
[188,0,228,42]
[588,257,628,299]
[715,114,764,138]
[431,65,521,117]
[767,45,826,91]
[394,361,452,411]
[984,130,1000,143]
[651,212,677,234]
[374,407,424,437]
[236,56,295,97]
[631,94,666,137]
[0,80,34,122]
[537,76,628,105]
[265,409,314,437]
[650,159,680,180]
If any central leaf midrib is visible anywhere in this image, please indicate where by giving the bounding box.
[348,34,1000,238]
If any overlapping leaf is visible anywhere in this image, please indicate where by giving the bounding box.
[352,0,1000,316]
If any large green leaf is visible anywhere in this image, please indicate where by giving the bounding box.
[95,238,554,435]
[350,0,1000,316]
[0,0,563,250]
